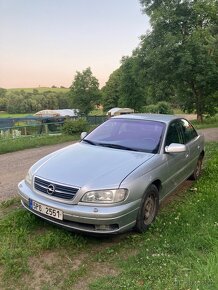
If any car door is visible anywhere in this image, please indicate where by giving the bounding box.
[162,120,190,195]
[178,119,201,177]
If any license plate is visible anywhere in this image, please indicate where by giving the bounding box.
[29,199,63,220]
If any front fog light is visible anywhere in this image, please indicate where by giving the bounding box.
[81,189,128,204]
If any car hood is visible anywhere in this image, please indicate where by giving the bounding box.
[33,142,154,189]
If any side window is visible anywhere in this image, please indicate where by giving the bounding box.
[165,122,182,146]
[179,119,198,144]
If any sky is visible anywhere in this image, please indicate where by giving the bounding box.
[0,0,150,89]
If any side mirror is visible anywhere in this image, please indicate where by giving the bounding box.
[80,132,88,140]
[165,143,187,153]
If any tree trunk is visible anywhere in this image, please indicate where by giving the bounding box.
[197,113,203,122]
[190,81,204,123]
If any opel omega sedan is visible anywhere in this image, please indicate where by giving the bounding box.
[18,114,204,234]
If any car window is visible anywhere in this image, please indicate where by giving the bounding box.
[179,119,198,144]
[83,118,165,153]
[165,121,182,146]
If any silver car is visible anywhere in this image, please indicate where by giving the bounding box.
[18,114,204,234]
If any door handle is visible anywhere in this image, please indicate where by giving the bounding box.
[186,153,189,158]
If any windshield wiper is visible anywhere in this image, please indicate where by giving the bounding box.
[98,143,137,151]
[82,139,97,146]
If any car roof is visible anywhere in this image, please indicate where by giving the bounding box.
[113,113,181,124]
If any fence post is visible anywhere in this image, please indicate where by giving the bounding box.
[44,124,48,134]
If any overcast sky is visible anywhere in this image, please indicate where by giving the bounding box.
[0,0,150,88]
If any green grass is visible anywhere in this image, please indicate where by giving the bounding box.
[192,115,218,129]
[89,109,104,116]
[0,112,34,118]
[0,134,79,154]
[0,143,217,289]
[90,142,218,290]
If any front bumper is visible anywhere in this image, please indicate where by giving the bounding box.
[18,180,140,234]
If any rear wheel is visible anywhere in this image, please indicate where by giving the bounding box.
[135,184,159,233]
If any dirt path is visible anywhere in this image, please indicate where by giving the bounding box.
[198,127,218,142]
[0,141,74,202]
[0,127,217,202]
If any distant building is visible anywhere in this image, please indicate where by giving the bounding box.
[107,107,134,117]
[34,109,79,117]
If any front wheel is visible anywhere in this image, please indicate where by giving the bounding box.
[135,184,159,233]
[189,155,203,180]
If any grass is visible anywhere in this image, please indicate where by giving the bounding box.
[0,134,79,154]
[192,115,218,129]
[0,112,34,118]
[0,143,217,289]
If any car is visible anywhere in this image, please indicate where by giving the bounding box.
[18,114,204,234]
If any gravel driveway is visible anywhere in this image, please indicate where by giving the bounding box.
[0,128,217,202]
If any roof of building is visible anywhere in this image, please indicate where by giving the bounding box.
[107,107,134,116]
[34,109,79,117]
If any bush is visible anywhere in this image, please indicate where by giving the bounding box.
[62,119,89,135]
[142,104,158,113]
[157,101,174,114]
[142,102,173,114]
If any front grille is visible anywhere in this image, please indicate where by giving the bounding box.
[34,176,79,200]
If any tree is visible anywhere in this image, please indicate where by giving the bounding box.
[139,0,218,121]
[70,68,101,115]
[0,88,7,110]
[101,69,122,112]
[118,56,145,111]
[0,88,6,98]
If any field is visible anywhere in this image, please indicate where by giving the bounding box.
[7,87,70,93]
[0,112,33,118]
[0,142,217,289]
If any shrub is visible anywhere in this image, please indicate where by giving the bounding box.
[142,102,173,114]
[62,119,89,135]
[142,104,158,113]
[157,101,174,114]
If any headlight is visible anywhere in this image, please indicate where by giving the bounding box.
[81,189,128,204]
[25,170,33,186]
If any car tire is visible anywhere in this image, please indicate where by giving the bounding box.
[135,184,159,233]
[189,154,203,180]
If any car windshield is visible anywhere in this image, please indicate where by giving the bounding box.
[83,118,165,153]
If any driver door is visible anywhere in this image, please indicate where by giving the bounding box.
[163,120,190,194]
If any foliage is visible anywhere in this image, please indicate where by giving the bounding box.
[62,118,89,135]
[102,0,218,121]
[70,67,101,115]
[7,87,70,93]
[142,101,174,114]
[101,69,122,112]
[0,89,72,114]
[139,0,218,121]
[118,56,146,112]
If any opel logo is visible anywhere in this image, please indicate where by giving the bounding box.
[47,184,55,195]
